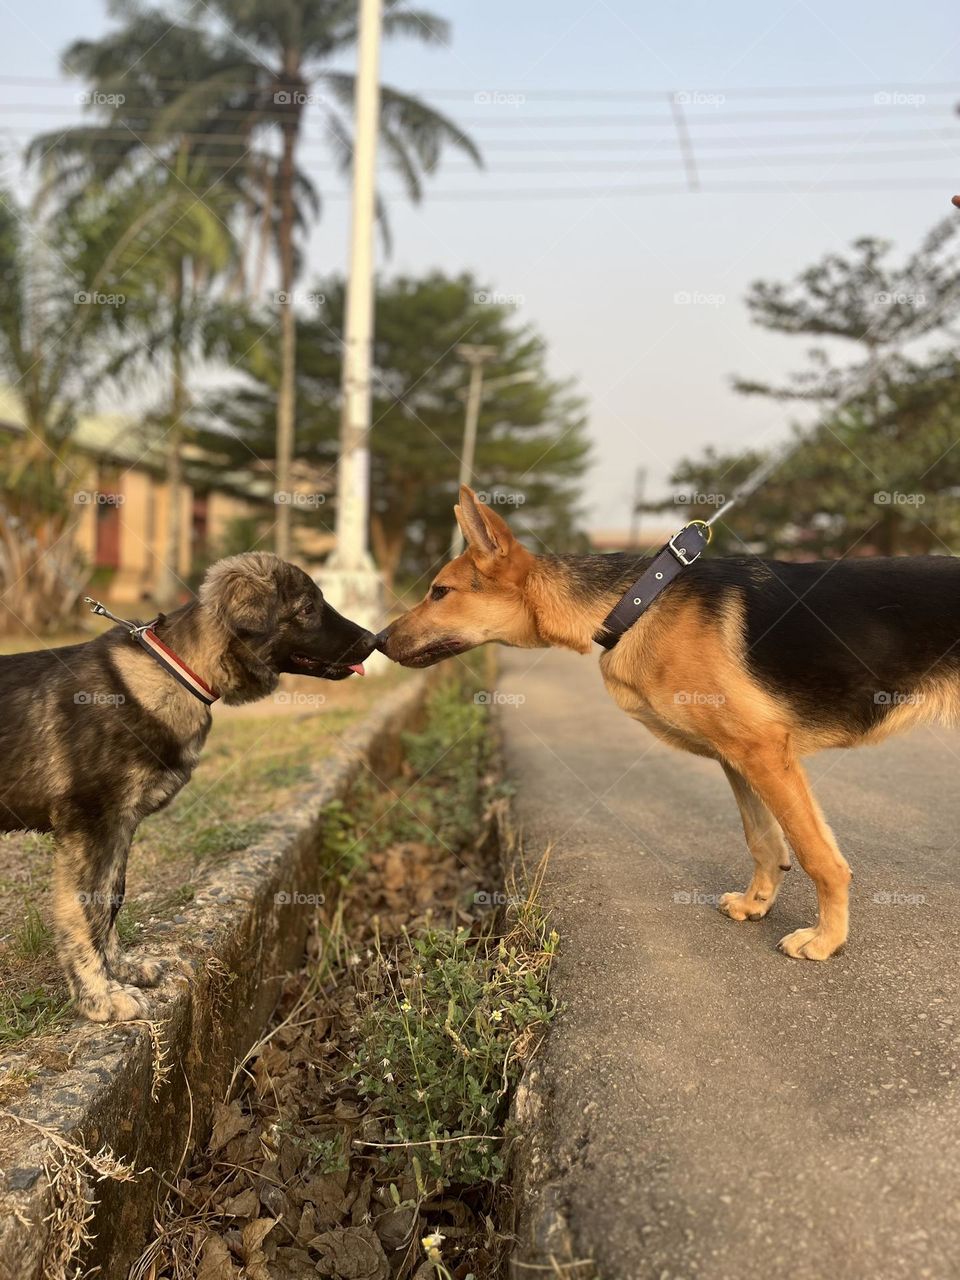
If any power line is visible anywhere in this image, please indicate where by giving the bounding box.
[424,83,960,102]
[2,125,956,153]
[0,73,958,99]
[3,99,957,127]
[314,178,958,201]
[2,143,954,174]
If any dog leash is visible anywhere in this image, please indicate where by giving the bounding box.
[84,598,220,706]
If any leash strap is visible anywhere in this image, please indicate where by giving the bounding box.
[84,597,220,706]
[594,522,710,650]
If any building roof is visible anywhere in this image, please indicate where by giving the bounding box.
[0,387,305,506]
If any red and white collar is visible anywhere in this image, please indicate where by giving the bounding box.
[135,626,220,706]
[84,597,220,705]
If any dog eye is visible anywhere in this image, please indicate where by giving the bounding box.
[298,599,318,620]
[430,584,451,602]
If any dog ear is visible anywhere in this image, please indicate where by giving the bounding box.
[199,553,280,633]
[455,485,517,559]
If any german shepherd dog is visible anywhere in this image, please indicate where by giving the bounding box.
[379,486,960,962]
[0,553,375,1022]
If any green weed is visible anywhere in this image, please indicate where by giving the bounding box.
[14,906,52,958]
[0,986,70,1045]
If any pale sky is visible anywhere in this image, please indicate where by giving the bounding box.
[2,0,958,529]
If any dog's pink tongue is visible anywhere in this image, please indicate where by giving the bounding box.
[348,662,366,676]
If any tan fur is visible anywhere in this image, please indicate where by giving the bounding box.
[380,486,919,962]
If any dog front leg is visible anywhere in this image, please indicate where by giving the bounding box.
[52,826,150,1022]
[717,762,791,922]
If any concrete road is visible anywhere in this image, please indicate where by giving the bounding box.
[498,647,960,1280]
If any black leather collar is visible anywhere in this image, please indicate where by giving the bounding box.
[594,522,710,650]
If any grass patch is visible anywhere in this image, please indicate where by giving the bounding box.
[15,906,53,959]
[192,820,268,859]
[258,760,313,788]
[354,898,556,1187]
[0,984,71,1046]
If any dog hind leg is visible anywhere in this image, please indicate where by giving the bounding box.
[52,827,150,1021]
[102,851,164,989]
[717,761,791,922]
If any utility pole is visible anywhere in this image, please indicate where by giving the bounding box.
[322,0,383,637]
[629,466,646,549]
[450,344,497,558]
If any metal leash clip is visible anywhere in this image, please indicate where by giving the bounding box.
[83,597,150,638]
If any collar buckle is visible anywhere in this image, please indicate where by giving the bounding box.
[667,520,711,566]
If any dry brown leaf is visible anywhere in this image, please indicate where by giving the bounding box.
[350,1174,373,1227]
[309,1226,390,1280]
[196,1232,237,1280]
[374,1202,416,1252]
[220,1186,259,1219]
[299,1167,351,1228]
[241,1216,277,1257]
[208,1100,251,1154]
[271,1245,320,1279]
[296,1202,317,1245]
[258,1180,290,1220]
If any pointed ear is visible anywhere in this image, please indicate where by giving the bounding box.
[454,485,517,559]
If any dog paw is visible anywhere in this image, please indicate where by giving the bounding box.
[113,956,164,988]
[777,925,844,961]
[718,890,771,922]
[78,983,151,1022]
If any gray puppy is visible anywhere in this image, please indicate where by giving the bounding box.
[0,552,375,1022]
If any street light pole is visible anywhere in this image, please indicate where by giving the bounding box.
[450,344,496,559]
[322,0,383,636]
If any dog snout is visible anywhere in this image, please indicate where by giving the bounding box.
[336,628,377,664]
[373,624,394,654]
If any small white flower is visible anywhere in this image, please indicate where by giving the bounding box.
[422,1230,445,1260]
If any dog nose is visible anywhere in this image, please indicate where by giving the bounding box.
[373,626,392,652]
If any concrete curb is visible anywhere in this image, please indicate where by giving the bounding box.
[499,814,591,1274]
[0,673,428,1280]
[497,768,590,1279]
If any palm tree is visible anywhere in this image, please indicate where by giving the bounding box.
[38,0,480,562]
[30,18,292,603]
[76,162,240,604]
[0,190,143,631]
[167,0,481,558]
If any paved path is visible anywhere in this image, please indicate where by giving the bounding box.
[499,647,960,1280]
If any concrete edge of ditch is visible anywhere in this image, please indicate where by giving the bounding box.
[497,802,591,1280]
[0,672,429,1280]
